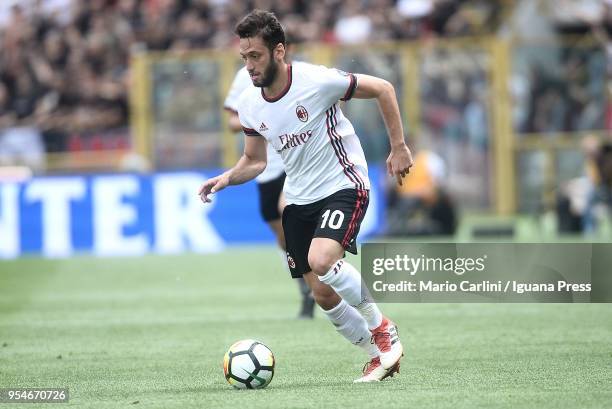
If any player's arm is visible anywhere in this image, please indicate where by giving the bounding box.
[199,135,267,203]
[353,74,414,185]
[225,109,243,133]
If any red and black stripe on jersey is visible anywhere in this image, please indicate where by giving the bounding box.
[325,103,366,190]
[341,74,357,101]
[242,127,262,137]
[324,103,368,248]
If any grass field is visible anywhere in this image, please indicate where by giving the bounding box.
[1,246,611,408]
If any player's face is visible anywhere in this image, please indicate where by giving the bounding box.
[239,36,283,88]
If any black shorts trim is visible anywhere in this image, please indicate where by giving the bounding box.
[340,188,368,249]
[282,188,369,278]
[257,172,285,222]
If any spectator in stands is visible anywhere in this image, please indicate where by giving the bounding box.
[583,137,612,234]
[0,81,16,128]
[557,135,612,234]
[334,0,372,44]
[384,147,457,236]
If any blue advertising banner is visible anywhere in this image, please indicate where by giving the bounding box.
[0,167,385,258]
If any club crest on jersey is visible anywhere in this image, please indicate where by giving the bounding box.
[287,254,296,269]
[296,105,308,122]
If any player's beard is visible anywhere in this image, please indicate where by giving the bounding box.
[253,58,278,88]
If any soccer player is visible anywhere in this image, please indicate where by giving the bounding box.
[199,10,414,382]
[224,35,316,319]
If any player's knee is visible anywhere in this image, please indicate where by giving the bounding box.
[307,251,337,276]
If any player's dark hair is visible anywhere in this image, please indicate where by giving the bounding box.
[234,9,286,51]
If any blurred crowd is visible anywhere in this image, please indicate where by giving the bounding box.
[0,0,609,170]
[0,0,506,161]
[511,0,612,134]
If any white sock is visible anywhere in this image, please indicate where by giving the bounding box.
[319,259,383,330]
[323,299,378,358]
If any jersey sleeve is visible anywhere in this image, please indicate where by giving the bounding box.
[241,125,262,137]
[236,91,263,138]
[316,66,358,103]
[224,68,251,113]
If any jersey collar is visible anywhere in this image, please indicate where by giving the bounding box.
[261,64,292,103]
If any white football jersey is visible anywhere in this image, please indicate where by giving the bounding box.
[224,67,285,184]
[237,62,370,205]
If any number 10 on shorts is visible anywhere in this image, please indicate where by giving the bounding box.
[321,209,345,229]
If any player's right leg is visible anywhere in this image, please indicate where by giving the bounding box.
[258,174,314,318]
[265,218,285,249]
[267,219,315,319]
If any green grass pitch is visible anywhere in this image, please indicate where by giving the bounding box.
[1,246,611,408]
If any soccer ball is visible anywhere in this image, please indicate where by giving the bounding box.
[223,339,275,389]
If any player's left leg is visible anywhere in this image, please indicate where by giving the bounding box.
[282,203,377,360]
[308,238,382,328]
[301,270,389,383]
[307,189,403,372]
[309,238,403,372]
[301,271,379,359]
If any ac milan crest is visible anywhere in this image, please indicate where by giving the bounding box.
[296,105,308,122]
[287,254,296,269]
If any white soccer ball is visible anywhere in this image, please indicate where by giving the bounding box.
[223,339,275,389]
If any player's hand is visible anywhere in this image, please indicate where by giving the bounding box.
[198,174,229,203]
[386,144,414,186]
